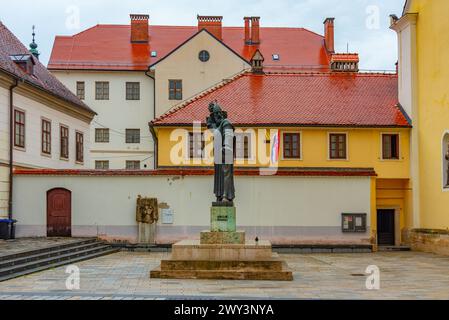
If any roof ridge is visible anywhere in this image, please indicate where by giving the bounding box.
[152,70,249,124]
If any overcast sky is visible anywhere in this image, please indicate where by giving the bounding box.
[0,0,405,70]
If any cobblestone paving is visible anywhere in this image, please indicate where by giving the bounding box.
[0,251,449,300]
[0,238,88,258]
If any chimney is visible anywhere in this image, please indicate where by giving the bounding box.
[251,17,260,44]
[324,17,335,53]
[197,15,223,40]
[244,17,251,44]
[130,14,149,43]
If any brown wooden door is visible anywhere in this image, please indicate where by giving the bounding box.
[47,188,71,237]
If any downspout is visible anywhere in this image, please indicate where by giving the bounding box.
[148,123,158,170]
[8,79,19,220]
[145,67,158,169]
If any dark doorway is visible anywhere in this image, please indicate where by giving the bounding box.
[377,209,395,246]
[47,188,72,237]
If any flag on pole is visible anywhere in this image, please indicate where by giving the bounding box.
[271,130,280,164]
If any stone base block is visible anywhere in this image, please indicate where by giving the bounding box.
[150,266,293,281]
[171,240,272,261]
[200,230,245,244]
[211,206,236,232]
[150,240,294,281]
[160,256,283,271]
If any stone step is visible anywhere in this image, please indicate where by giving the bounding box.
[0,244,119,279]
[171,240,273,261]
[150,266,293,281]
[378,246,411,252]
[160,258,284,271]
[0,238,97,262]
[0,242,107,269]
[0,248,119,282]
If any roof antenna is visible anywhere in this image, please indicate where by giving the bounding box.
[347,42,349,53]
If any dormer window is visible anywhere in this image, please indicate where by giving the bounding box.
[330,53,359,72]
[250,49,265,74]
[10,54,35,75]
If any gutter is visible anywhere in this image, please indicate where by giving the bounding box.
[145,67,158,169]
[8,78,19,220]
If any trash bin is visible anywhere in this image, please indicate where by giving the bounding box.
[0,219,17,240]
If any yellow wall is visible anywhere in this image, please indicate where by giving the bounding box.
[156,126,411,180]
[152,30,250,117]
[407,0,449,229]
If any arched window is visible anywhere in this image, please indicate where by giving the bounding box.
[443,133,449,189]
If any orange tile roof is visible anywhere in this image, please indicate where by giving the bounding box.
[151,72,410,127]
[48,25,331,71]
[331,53,359,63]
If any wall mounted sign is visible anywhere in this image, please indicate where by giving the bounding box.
[342,213,367,233]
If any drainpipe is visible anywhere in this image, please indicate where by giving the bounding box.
[145,67,158,169]
[8,79,18,220]
[148,123,158,170]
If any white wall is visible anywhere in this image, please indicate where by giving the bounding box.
[13,174,372,244]
[0,85,91,217]
[52,71,155,170]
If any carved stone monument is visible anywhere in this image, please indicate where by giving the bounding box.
[150,102,293,281]
[136,196,158,244]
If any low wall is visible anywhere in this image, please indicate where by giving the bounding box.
[405,229,449,256]
[13,172,372,245]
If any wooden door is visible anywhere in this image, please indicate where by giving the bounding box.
[377,209,395,246]
[47,188,71,237]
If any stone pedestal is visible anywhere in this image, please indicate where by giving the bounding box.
[150,206,293,281]
[138,222,156,244]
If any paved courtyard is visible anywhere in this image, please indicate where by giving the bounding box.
[0,251,448,300]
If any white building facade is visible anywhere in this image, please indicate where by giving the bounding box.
[0,22,95,218]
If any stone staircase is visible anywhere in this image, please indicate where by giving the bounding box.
[0,239,119,282]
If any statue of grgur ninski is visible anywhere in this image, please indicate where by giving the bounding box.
[206,101,235,204]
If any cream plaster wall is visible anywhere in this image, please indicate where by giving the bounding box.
[153,30,250,117]
[51,71,155,170]
[0,85,91,217]
[13,174,371,244]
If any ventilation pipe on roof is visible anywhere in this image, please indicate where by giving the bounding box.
[244,17,251,44]
[197,15,223,40]
[130,14,149,43]
[244,17,261,45]
[251,17,261,45]
[324,17,335,53]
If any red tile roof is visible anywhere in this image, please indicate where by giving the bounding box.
[0,23,95,115]
[151,72,410,127]
[48,25,331,71]
[331,53,359,63]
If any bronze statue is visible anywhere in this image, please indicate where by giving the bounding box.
[136,196,159,224]
[206,101,235,204]
[446,144,449,187]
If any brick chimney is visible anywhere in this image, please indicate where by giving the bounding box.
[324,17,335,53]
[244,17,251,44]
[197,15,223,40]
[130,14,149,43]
[251,17,260,44]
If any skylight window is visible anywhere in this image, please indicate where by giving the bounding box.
[151,51,157,57]
[272,54,280,61]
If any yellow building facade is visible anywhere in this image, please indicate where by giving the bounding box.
[151,70,413,246]
[392,0,449,232]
